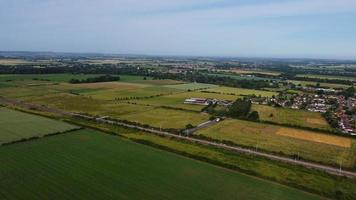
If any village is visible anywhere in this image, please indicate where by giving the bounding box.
[184,88,356,135]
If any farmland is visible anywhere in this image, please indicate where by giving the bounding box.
[0,71,355,200]
[252,104,332,130]
[288,80,349,89]
[0,129,324,200]
[83,85,181,100]
[196,119,356,168]
[203,86,277,97]
[163,82,217,90]
[204,72,278,81]
[228,69,281,76]
[296,74,356,81]
[0,107,78,144]
[117,107,210,129]
[0,74,105,83]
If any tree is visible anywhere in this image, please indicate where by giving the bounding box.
[248,111,260,121]
[185,124,194,129]
[227,99,251,119]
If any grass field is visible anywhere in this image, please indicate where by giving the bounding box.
[252,104,332,130]
[228,69,281,76]
[164,82,217,90]
[288,80,349,89]
[203,86,277,97]
[128,91,241,111]
[0,59,37,65]
[26,93,153,117]
[196,119,356,168]
[26,93,208,129]
[84,85,181,100]
[119,75,184,85]
[35,118,356,200]
[296,74,356,82]
[0,129,324,200]
[0,107,78,144]
[276,128,351,148]
[118,107,210,129]
[204,73,278,81]
[0,74,104,82]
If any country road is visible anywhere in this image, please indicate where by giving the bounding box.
[1,96,356,179]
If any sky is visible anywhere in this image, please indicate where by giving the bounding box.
[1,0,356,59]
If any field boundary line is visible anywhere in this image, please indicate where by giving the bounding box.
[1,96,356,179]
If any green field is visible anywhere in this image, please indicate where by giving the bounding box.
[119,75,184,85]
[0,107,78,144]
[164,82,217,90]
[0,74,104,82]
[118,107,210,129]
[128,91,241,111]
[204,73,278,81]
[296,74,356,82]
[252,104,332,130]
[26,93,208,129]
[83,85,181,100]
[0,129,324,200]
[26,93,153,117]
[196,119,356,168]
[288,80,349,89]
[203,86,277,97]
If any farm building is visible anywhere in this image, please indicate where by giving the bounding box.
[184,98,210,105]
[184,98,232,106]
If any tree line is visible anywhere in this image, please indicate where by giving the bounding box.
[69,75,120,84]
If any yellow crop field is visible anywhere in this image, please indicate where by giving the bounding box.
[276,128,352,148]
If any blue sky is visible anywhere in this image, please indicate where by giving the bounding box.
[1,0,356,59]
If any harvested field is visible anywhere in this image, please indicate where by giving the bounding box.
[196,119,356,168]
[252,104,332,130]
[276,128,352,148]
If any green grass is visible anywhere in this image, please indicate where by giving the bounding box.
[196,119,356,168]
[164,82,217,90]
[0,129,324,200]
[70,120,356,200]
[25,93,208,129]
[0,107,78,144]
[118,107,210,129]
[84,86,181,100]
[252,104,332,130]
[26,93,153,117]
[128,91,241,111]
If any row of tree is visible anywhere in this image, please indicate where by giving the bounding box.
[69,75,120,84]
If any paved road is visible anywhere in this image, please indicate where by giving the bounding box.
[1,96,356,179]
[184,119,220,134]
